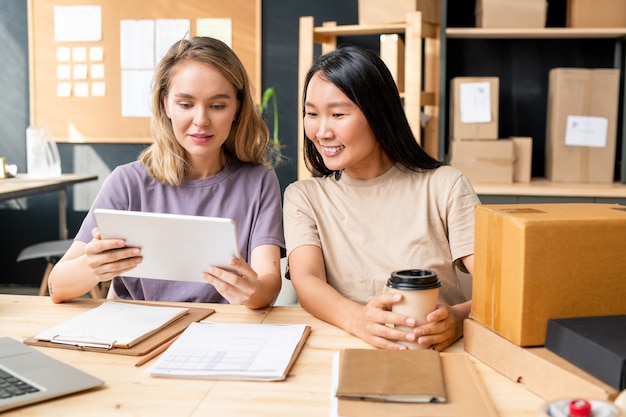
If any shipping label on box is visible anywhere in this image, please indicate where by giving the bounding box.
[450,77,499,140]
[472,203,626,347]
[476,0,547,28]
[450,139,514,184]
[545,68,619,183]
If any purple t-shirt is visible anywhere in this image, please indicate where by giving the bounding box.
[75,160,284,303]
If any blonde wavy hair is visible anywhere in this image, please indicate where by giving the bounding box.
[140,37,269,185]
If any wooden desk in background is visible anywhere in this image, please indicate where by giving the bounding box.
[0,174,98,239]
[0,294,547,417]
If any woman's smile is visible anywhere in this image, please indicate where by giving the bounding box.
[320,145,345,156]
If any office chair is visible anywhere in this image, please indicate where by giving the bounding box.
[16,239,102,298]
[273,257,298,306]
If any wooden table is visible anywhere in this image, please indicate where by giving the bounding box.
[0,295,547,416]
[0,173,98,239]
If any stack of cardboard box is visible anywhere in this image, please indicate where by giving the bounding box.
[475,0,547,28]
[474,0,626,28]
[545,68,620,183]
[357,0,440,25]
[448,77,529,184]
[567,0,626,27]
[465,203,626,401]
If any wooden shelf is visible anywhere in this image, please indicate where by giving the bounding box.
[473,179,626,198]
[446,27,626,39]
[314,21,438,39]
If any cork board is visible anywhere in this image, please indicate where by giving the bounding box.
[27,0,261,143]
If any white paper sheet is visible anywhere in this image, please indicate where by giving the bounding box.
[120,20,155,69]
[90,64,105,79]
[91,82,106,97]
[564,115,608,148]
[73,64,88,80]
[196,18,232,47]
[56,46,71,62]
[155,19,190,64]
[121,70,153,117]
[89,46,104,62]
[54,5,102,42]
[148,322,309,381]
[56,65,71,80]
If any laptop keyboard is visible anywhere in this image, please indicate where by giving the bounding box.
[0,368,40,399]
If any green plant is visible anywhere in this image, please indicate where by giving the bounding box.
[259,87,284,168]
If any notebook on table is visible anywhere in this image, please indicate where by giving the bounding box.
[0,337,104,412]
[94,208,241,281]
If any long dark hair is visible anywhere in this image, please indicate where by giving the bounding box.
[302,45,442,177]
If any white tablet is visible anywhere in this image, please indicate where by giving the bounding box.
[94,209,240,282]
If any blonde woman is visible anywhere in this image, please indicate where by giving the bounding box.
[49,37,283,308]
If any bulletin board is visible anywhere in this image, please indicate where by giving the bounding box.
[27,0,261,143]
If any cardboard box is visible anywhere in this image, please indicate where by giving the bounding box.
[450,139,514,184]
[511,137,532,182]
[545,68,619,183]
[450,77,499,140]
[476,0,547,28]
[545,315,626,390]
[567,0,626,27]
[472,203,626,346]
[358,0,440,25]
[464,318,619,401]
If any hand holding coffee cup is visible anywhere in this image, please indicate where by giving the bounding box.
[386,269,441,349]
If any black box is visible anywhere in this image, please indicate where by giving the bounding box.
[545,315,626,390]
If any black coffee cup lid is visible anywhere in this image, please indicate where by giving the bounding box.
[386,269,441,290]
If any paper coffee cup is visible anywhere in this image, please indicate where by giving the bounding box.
[386,269,440,349]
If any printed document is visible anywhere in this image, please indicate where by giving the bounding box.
[147,322,311,381]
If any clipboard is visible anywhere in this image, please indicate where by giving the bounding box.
[24,299,214,356]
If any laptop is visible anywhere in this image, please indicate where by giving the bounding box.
[94,209,241,282]
[0,337,104,412]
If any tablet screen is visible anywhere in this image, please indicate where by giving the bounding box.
[94,209,240,282]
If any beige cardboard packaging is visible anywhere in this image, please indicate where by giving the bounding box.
[511,136,532,182]
[358,0,440,25]
[450,139,514,184]
[567,0,626,27]
[545,68,619,183]
[464,318,619,401]
[450,77,499,140]
[472,203,626,347]
[476,0,547,28]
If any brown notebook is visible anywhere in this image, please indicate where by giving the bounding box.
[336,349,447,403]
[333,352,499,417]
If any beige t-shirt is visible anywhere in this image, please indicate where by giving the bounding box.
[283,164,481,306]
